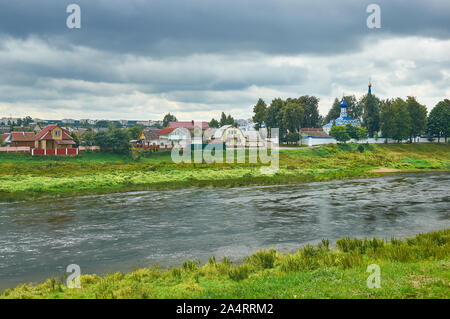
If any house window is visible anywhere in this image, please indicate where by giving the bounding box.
[54,130,61,137]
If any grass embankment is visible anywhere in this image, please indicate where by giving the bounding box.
[2,229,449,299]
[0,143,449,201]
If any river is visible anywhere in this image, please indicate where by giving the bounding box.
[0,172,449,289]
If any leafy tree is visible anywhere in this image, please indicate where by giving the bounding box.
[208,118,220,128]
[329,125,350,143]
[282,103,304,134]
[427,99,450,142]
[252,98,268,130]
[219,112,235,126]
[219,112,227,126]
[286,132,300,144]
[128,125,143,139]
[266,98,284,130]
[163,113,177,127]
[380,99,395,142]
[70,132,80,147]
[406,96,427,142]
[23,116,33,126]
[391,98,411,143]
[345,124,358,139]
[226,114,235,125]
[296,95,321,128]
[93,131,111,150]
[324,98,341,124]
[95,120,110,128]
[82,129,95,146]
[356,127,368,141]
[109,129,131,154]
[360,93,381,137]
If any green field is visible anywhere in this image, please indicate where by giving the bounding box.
[2,229,449,299]
[0,143,449,201]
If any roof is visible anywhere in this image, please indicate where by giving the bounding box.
[244,130,263,141]
[213,125,232,139]
[323,117,360,128]
[56,140,76,145]
[1,133,10,141]
[301,128,329,137]
[168,121,210,130]
[9,132,36,142]
[35,125,74,141]
[156,127,176,136]
[141,130,159,140]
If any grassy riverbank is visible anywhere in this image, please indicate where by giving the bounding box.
[1,229,449,299]
[0,143,449,201]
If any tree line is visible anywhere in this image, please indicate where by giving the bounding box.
[251,93,449,143]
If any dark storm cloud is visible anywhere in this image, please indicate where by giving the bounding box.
[0,0,449,56]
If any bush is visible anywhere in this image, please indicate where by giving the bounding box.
[336,237,364,253]
[244,249,277,269]
[228,264,250,281]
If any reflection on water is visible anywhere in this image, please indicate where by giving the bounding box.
[0,172,449,289]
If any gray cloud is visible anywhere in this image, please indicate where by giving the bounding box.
[0,0,449,120]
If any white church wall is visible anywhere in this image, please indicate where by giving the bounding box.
[302,136,436,146]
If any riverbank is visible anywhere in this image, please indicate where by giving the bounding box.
[1,229,448,299]
[0,143,449,202]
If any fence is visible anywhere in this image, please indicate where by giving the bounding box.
[0,147,31,153]
[31,148,79,156]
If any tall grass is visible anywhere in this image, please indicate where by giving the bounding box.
[2,229,448,299]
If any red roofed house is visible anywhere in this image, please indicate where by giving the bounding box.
[2,132,36,148]
[155,127,176,148]
[168,121,210,130]
[34,125,76,150]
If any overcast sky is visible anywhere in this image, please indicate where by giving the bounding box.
[0,0,449,121]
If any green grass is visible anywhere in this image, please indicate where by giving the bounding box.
[0,143,449,201]
[2,229,449,299]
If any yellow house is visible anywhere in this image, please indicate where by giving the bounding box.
[34,125,76,149]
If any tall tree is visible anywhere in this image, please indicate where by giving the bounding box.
[360,93,381,137]
[288,96,320,128]
[427,99,450,142]
[282,103,304,134]
[128,125,143,139]
[266,98,285,138]
[406,96,427,142]
[391,98,411,143]
[162,113,177,127]
[208,118,220,128]
[324,98,341,124]
[252,98,268,130]
[380,99,395,143]
[219,112,227,126]
[226,114,235,125]
[329,126,350,143]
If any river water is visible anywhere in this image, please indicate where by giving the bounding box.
[0,172,449,289]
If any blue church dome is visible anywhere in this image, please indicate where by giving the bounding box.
[340,99,348,108]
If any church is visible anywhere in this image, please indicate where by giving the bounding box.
[322,94,361,135]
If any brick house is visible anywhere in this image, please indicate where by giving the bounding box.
[34,125,76,150]
[1,132,36,147]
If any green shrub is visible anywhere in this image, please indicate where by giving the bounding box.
[244,249,277,269]
[336,237,364,253]
[228,264,250,281]
[338,252,363,269]
[182,260,200,272]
